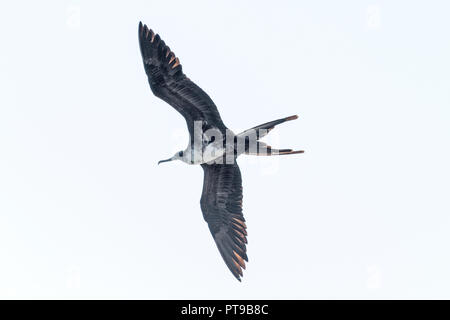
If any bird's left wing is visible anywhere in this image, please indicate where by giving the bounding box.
[200,163,248,281]
[138,22,228,137]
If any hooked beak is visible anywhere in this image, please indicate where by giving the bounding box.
[158,157,174,165]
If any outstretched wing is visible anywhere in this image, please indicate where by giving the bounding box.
[200,163,248,281]
[138,22,228,137]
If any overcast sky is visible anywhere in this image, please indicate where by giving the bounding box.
[0,0,449,299]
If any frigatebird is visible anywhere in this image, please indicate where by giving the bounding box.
[138,22,303,281]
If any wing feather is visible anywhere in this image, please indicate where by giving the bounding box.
[200,163,248,281]
[138,22,228,136]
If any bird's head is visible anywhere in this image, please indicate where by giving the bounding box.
[158,150,184,165]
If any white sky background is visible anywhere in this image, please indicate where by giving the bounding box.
[0,0,449,299]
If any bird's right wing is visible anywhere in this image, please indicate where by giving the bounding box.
[138,22,228,137]
[200,163,248,281]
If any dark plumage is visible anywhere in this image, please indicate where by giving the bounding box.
[201,164,247,280]
[138,22,302,281]
[138,22,227,139]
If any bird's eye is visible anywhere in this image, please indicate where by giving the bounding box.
[178,151,183,157]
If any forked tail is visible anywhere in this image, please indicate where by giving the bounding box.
[237,115,304,156]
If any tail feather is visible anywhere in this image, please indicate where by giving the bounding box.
[238,115,298,139]
[237,115,303,156]
[245,141,304,156]
[276,149,305,155]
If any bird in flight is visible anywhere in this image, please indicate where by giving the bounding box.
[138,22,303,281]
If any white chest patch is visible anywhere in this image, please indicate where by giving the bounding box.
[182,145,225,165]
[202,144,225,163]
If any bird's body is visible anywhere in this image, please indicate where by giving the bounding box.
[138,22,303,281]
[180,144,225,165]
[180,128,231,165]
